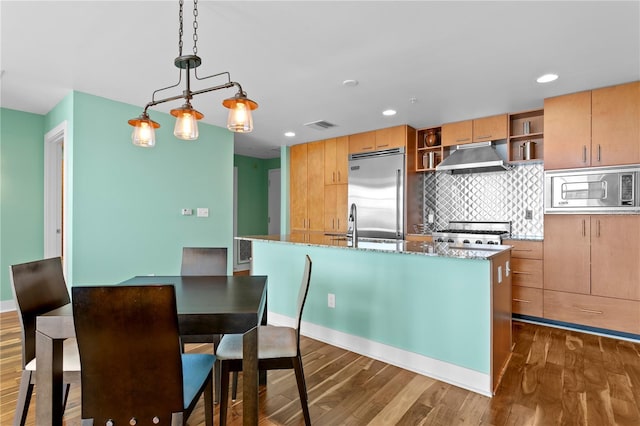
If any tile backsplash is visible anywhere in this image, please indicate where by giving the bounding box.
[422,163,544,238]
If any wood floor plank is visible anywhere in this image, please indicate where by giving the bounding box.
[1,311,639,425]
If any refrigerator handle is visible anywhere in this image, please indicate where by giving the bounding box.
[396,169,401,238]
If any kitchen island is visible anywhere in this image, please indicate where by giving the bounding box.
[239,234,512,396]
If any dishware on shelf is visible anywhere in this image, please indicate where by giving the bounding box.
[424,129,439,147]
[520,140,535,160]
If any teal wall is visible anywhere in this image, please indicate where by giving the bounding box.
[0,109,46,301]
[233,155,280,236]
[252,240,492,373]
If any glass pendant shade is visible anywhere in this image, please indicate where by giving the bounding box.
[128,114,160,147]
[170,104,204,140]
[223,94,258,133]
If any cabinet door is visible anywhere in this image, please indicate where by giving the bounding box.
[290,144,308,231]
[472,114,507,142]
[592,81,640,166]
[324,138,336,185]
[335,136,349,184]
[544,91,592,170]
[306,141,325,232]
[376,126,406,150]
[543,215,590,294]
[349,131,376,153]
[324,185,337,232]
[336,183,348,233]
[441,120,472,146]
[590,215,640,301]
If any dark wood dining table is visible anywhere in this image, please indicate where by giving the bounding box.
[35,275,268,426]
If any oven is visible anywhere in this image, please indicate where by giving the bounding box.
[432,221,510,245]
[545,165,640,213]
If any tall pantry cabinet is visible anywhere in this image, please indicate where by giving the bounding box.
[290,141,325,232]
[542,81,640,335]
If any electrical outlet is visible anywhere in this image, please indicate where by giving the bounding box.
[525,209,533,220]
[181,208,193,216]
[328,293,335,308]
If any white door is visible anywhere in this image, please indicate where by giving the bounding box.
[44,123,66,259]
[268,169,281,235]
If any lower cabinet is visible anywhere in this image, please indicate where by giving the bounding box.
[324,184,348,234]
[544,290,640,335]
[503,239,543,317]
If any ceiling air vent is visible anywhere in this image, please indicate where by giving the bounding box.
[304,120,337,131]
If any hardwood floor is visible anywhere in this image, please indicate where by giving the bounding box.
[1,310,639,425]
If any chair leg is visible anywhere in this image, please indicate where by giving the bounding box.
[213,334,221,404]
[219,362,231,426]
[231,371,239,401]
[204,371,214,426]
[14,370,34,426]
[292,356,311,426]
[62,383,71,413]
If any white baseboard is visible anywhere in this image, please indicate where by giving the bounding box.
[0,300,16,313]
[267,311,492,397]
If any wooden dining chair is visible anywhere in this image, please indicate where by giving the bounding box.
[216,255,313,426]
[180,246,228,402]
[72,284,215,426]
[9,257,80,426]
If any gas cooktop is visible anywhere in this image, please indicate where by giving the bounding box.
[432,221,511,245]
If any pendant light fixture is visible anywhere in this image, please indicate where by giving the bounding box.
[128,0,258,147]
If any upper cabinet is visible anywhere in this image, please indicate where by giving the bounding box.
[441,114,507,147]
[545,81,640,170]
[290,142,325,232]
[349,125,407,154]
[324,136,348,185]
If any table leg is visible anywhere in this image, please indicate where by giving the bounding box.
[36,331,64,426]
[242,326,259,426]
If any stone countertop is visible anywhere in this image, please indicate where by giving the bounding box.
[237,234,511,260]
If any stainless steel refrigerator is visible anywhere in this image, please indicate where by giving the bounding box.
[348,148,405,239]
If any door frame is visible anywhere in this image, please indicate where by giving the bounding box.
[44,121,68,273]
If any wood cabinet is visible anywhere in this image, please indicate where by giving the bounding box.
[543,214,640,334]
[324,136,348,185]
[591,81,640,166]
[507,109,544,162]
[543,215,591,295]
[415,127,443,172]
[442,114,507,147]
[324,184,348,233]
[405,234,433,242]
[503,239,543,317]
[473,114,508,142]
[289,142,325,232]
[349,126,408,154]
[442,120,472,147]
[544,81,640,170]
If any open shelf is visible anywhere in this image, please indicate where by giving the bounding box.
[508,109,544,162]
[416,127,443,172]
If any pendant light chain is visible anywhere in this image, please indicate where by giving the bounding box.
[178,0,184,56]
[192,0,199,55]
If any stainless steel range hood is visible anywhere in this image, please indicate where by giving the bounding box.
[436,141,511,174]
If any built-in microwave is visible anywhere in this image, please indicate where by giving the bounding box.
[544,165,640,213]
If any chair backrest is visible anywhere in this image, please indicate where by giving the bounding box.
[72,285,185,424]
[180,247,227,276]
[9,257,70,368]
[294,255,312,347]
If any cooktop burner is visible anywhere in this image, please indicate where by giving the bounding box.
[432,221,511,245]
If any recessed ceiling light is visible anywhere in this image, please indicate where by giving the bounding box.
[342,79,359,87]
[537,73,559,83]
[284,131,295,137]
[382,109,397,116]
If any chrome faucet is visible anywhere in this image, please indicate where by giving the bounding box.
[348,203,358,245]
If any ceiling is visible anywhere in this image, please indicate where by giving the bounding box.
[1,1,638,159]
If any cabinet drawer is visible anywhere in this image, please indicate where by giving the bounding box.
[511,258,543,288]
[503,239,543,259]
[544,290,640,335]
[512,286,543,317]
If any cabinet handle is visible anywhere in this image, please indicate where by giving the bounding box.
[513,249,532,252]
[597,144,601,162]
[378,143,389,148]
[332,218,335,229]
[456,137,471,143]
[582,219,586,237]
[337,218,340,229]
[573,305,603,315]
[363,146,374,150]
[596,219,600,237]
[337,171,341,182]
[512,271,532,275]
[476,135,491,140]
[513,298,531,303]
[582,145,587,163]
[332,171,336,183]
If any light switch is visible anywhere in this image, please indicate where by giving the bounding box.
[498,266,502,283]
[197,208,209,217]
[181,208,193,216]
